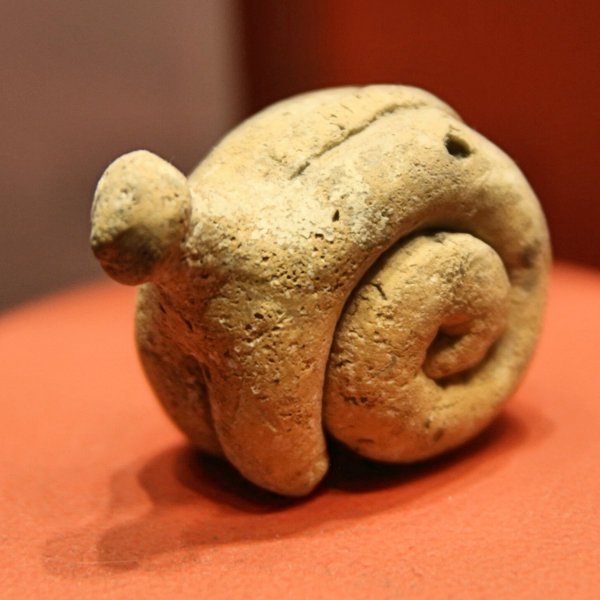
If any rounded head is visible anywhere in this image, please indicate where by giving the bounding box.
[90,150,191,285]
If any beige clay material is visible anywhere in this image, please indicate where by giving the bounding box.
[90,85,550,496]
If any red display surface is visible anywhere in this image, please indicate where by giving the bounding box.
[1,264,599,598]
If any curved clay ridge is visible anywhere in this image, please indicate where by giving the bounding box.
[90,85,550,496]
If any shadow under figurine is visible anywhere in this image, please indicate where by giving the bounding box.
[90,85,550,496]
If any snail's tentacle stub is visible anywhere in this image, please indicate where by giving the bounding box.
[91,150,191,285]
[91,85,550,496]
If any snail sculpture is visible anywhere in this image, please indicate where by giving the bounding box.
[91,85,550,496]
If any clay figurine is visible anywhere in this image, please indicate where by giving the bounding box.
[90,85,550,496]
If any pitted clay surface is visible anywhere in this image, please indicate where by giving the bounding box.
[91,85,550,496]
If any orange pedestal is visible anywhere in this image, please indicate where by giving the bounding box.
[1,263,599,598]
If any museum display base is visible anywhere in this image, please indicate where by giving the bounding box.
[1,263,598,598]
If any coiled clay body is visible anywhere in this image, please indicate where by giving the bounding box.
[91,85,550,496]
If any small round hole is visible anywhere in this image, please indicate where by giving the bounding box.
[444,134,471,158]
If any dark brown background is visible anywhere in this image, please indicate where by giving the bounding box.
[0,0,241,310]
[242,0,600,268]
[2,0,598,311]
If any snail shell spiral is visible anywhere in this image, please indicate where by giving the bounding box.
[90,85,550,496]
